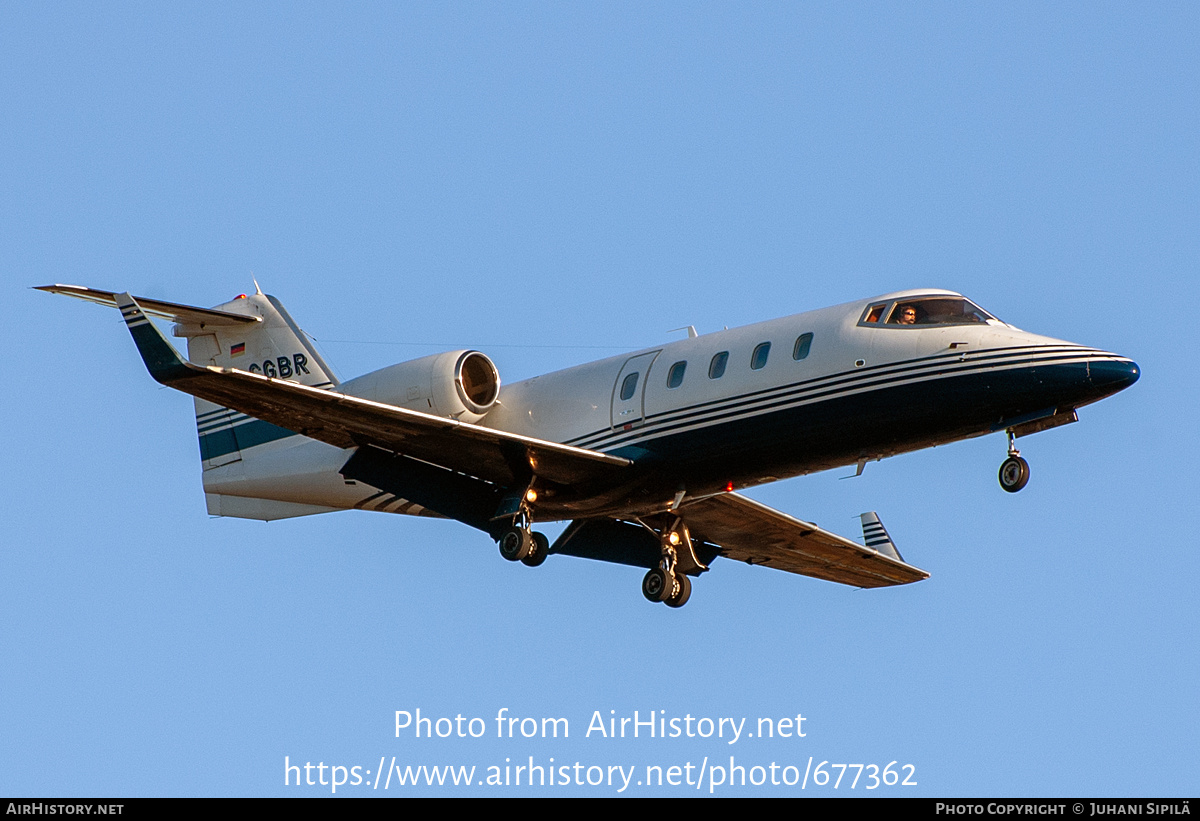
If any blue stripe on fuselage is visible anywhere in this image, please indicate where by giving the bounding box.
[573,347,1132,452]
[198,418,298,461]
[592,357,1138,489]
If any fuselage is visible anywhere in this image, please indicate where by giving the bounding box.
[483,289,1138,518]
[197,288,1137,522]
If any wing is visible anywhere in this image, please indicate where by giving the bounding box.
[113,293,630,487]
[681,492,928,588]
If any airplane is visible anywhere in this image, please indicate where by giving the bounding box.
[38,284,1139,607]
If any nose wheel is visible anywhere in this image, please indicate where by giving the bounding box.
[999,455,1030,492]
[999,431,1030,492]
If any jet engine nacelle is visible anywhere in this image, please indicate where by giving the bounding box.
[339,349,500,424]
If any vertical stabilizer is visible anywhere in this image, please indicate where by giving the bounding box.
[40,284,358,522]
[174,292,338,471]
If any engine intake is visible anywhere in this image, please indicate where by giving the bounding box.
[340,350,500,424]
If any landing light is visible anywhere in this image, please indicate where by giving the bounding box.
[667,532,681,546]
[525,489,538,503]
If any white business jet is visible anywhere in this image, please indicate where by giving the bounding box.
[39,284,1138,607]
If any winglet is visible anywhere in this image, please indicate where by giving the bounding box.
[860,512,904,562]
[115,292,195,384]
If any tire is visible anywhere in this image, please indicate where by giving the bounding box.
[642,567,672,602]
[999,455,1030,493]
[664,572,692,608]
[522,532,549,567]
[498,527,531,561]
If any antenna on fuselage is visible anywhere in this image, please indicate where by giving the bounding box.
[668,325,698,339]
[840,455,874,479]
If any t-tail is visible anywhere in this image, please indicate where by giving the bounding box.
[176,287,338,471]
[37,284,343,520]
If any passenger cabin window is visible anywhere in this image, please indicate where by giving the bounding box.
[667,361,687,389]
[885,297,994,326]
[751,342,771,370]
[792,333,813,360]
[709,351,728,379]
[620,372,639,401]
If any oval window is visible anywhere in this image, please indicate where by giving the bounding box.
[667,361,687,389]
[792,333,813,361]
[751,342,771,370]
[709,351,728,379]
[620,372,639,401]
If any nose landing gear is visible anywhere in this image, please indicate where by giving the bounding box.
[999,431,1030,493]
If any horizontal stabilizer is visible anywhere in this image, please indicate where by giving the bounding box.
[37,284,261,326]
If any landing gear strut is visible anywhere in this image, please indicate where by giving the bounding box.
[999,431,1030,493]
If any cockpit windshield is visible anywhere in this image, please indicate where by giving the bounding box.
[861,296,998,327]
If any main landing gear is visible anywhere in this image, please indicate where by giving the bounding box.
[497,491,704,608]
[641,522,697,609]
[496,484,550,567]
[998,431,1030,493]
[497,516,549,568]
[642,565,692,608]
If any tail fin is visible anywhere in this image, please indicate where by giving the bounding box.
[175,291,338,470]
[116,289,347,521]
[37,283,338,471]
[42,284,350,521]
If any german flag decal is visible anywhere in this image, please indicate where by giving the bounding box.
[230,342,246,357]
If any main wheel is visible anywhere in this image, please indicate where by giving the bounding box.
[522,532,549,567]
[999,455,1030,493]
[498,527,532,561]
[642,567,672,602]
[664,572,692,608]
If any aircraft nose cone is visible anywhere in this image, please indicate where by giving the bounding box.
[1089,357,1140,395]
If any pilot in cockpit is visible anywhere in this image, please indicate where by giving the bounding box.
[897,304,918,325]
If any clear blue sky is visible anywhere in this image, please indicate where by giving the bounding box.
[3,2,1195,796]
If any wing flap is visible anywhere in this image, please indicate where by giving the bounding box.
[681,493,928,588]
[114,293,630,486]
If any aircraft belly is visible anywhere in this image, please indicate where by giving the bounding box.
[199,436,429,514]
